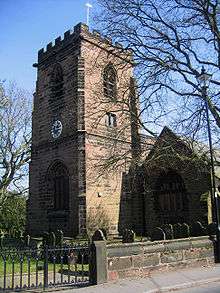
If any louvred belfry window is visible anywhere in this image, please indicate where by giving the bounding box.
[106,112,117,127]
[49,64,64,110]
[103,64,117,100]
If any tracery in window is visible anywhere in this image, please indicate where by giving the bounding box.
[103,64,117,100]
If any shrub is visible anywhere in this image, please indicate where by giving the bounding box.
[0,194,26,236]
[87,205,110,238]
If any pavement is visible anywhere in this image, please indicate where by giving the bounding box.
[50,264,220,293]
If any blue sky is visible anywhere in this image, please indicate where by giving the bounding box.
[0,0,96,91]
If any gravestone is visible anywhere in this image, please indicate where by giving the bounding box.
[49,232,56,246]
[43,231,50,246]
[100,228,108,240]
[122,229,135,243]
[173,223,182,239]
[181,223,190,238]
[190,221,205,237]
[56,230,64,246]
[92,229,106,242]
[162,224,173,239]
[151,227,166,241]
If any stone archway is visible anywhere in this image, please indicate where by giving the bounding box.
[48,161,69,210]
[46,161,70,232]
[154,169,189,225]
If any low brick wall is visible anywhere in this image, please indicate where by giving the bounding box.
[106,236,214,281]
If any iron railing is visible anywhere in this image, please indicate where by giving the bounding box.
[0,244,90,291]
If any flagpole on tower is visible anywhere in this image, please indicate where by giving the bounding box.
[85,2,93,27]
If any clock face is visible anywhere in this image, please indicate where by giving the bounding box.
[51,120,62,139]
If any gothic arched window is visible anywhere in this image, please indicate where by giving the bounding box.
[48,162,69,211]
[103,64,117,100]
[49,64,64,109]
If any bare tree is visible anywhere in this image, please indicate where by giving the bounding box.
[0,81,31,210]
[95,0,220,142]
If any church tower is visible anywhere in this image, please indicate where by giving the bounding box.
[28,23,135,236]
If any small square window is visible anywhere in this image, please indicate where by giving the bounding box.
[106,112,117,127]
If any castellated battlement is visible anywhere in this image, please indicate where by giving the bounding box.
[38,22,132,63]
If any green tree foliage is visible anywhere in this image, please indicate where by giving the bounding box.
[0,193,26,236]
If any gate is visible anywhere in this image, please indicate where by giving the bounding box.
[0,243,90,291]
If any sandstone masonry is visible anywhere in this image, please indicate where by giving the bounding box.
[27,23,136,237]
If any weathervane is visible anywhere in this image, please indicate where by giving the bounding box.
[85,2,93,27]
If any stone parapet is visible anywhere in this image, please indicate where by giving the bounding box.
[37,22,132,64]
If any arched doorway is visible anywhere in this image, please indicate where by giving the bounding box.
[154,170,188,225]
[48,161,69,210]
[46,161,70,232]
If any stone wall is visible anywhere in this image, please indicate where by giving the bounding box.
[106,237,214,281]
